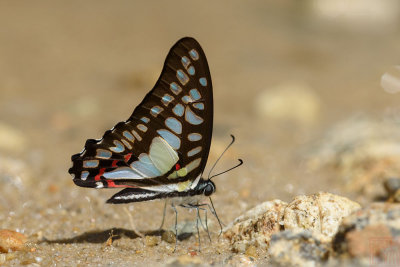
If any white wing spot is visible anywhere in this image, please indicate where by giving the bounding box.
[187,146,202,157]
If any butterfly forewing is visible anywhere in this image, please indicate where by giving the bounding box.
[69,37,213,193]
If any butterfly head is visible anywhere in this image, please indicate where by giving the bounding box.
[195,178,216,196]
[203,179,216,196]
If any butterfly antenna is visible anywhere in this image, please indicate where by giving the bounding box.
[208,159,243,180]
[207,134,239,180]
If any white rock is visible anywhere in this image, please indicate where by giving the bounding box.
[223,199,287,252]
[283,192,361,241]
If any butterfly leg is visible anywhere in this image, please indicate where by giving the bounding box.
[171,203,178,252]
[158,199,168,231]
[180,203,204,251]
[195,206,202,252]
[197,205,212,243]
[208,197,224,237]
[190,203,211,242]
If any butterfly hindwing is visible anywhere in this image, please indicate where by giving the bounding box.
[69,37,213,193]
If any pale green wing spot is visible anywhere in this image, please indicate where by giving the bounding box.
[167,158,201,179]
[149,137,179,174]
[177,180,192,192]
[168,171,178,179]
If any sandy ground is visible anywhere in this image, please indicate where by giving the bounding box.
[0,1,400,266]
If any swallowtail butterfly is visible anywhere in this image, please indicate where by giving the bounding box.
[69,37,218,207]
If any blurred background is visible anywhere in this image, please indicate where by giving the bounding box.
[0,0,400,263]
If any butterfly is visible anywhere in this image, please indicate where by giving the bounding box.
[68,37,241,250]
[69,37,216,201]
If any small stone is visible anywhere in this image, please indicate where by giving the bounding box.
[283,192,361,241]
[225,255,257,267]
[333,202,400,264]
[223,199,287,253]
[245,245,257,258]
[269,229,330,266]
[144,235,158,247]
[162,230,176,244]
[0,229,27,252]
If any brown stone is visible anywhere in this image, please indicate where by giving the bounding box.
[0,229,27,253]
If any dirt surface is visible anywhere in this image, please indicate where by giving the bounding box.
[0,1,400,266]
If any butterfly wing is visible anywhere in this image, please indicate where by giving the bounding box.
[69,37,213,194]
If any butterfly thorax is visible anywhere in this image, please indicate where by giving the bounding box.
[168,178,215,206]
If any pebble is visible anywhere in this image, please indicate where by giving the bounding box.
[144,235,158,247]
[223,199,287,253]
[0,229,27,252]
[161,230,176,244]
[283,192,361,241]
[245,245,257,258]
[255,82,321,126]
[333,202,400,265]
[269,229,330,267]
[225,255,257,267]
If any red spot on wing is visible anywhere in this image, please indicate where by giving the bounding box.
[175,163,181,170]
[124,153,132,162]
[107,180,116,187]
[112,160,118,167]
[95,168,105,181]
[106,180,138,188]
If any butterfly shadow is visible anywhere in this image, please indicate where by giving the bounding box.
[41,227,192,244]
